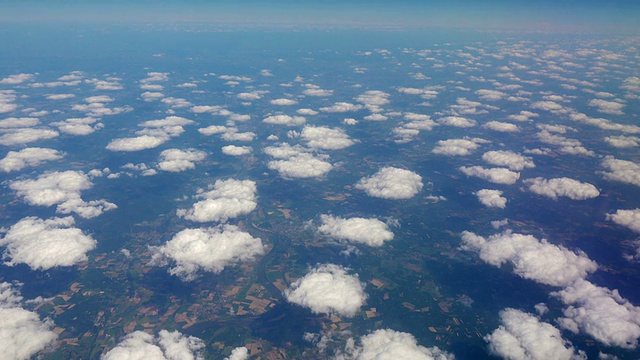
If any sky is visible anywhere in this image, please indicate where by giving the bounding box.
[2,0,640,33]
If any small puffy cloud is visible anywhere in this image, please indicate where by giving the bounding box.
[600,156,640,187]
[0,282,57,360]
[270,98,298,106]
[432,138,482,156]
[343,118,358,125]
[141,91,164,101]
[0,147,64,172]
[225,347,248,360]
[482,150,534,171]
[198,125,227,135]
[508,111,538,122]
[106,135,168,152]
[140,72,169,83]
[263,114,306,126]
[483,121,519,132]
[356,90,390,112]
[536,131,594,157]
[139,116,195,128]
[285,264,366,317]
[9,170,117,218]
[0,73,34,85]
[52,117,102,136]
[460,231,597,287]
[553,279,640,349]
[607,208,640,233]
[604,135,640,148]
[340,329,454,360]
[153,224,264,280]
[220,129,256,142]
[222,145,252,156]
[303,85,333,97]
[264,143,333,179]
[476,89,507,101]
[460,166,520,185]
[363,113,388,121]
[0,216,96,270]
[318,215,394,247]
[531,101,564,112]
[485,308,585,360]
[437,116,476,128]
[157,148,206,172]
[237,91,262,100]
[320,102,363,113]
[102,330,204,360]
[297,108,318,115]
[0,117,39,128]
[0,128,59,146]
[355,167,423,200]
[588,99,624,115]
[177,179,257,223]
[524,177,599,200]
[475,189,507,209]
[301,126,355,150]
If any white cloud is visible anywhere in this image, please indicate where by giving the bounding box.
[363,113,388,121]
[0,117,39,128]
[141,91,164,101]
[297,108,319,115]
[523,177,599,200]
[432,138,482,156]
[0,128,59,146]
[355,167,423,200]
[198,125,227,136]
[483,121,520,132]
[604,135,640,148]
[320,102,363,113]
[285,264,366,317]
[531,101,564,112]
[270,98,298,106]
[553,279,640,349]
[0,282,57,360]
[536,131,594,156]
[355,90,390,112]
[140,72,169,83]
[437,116,476,128]
[220,129,256,142]
[588,99,624,115]
[106,135,168,152]
[482,150,535,171]
[0,147,64,172]
[225,347,248,360]
[475,189,507,209]
[301,126,355,150]
[139,116,195,128]
[460,231,597,287]
[263,114,306,126]
[9,170,117,218]
[338,329,454,360]
[157,148,206,172]
[237,91,263,100]
[102,330,205,360]
[485,308,585,360]
[600,156,640,187]
[0,73,34,85]
[177,179,257,223]
[476,89,507,101]
[153,224,264,280]
[607,208,640,233]
[268,153,333,179]
[460,166,520,185]
[318,215,394,247]
[222,145,252,156]
[52,117,102,136]
[0,216,96,270]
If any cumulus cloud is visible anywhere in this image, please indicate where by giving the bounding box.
[600,156,640,187]
[460,231,597,287]
[102,330,205,360]
[0,73,35,85]
[177,179,257,223]
[552,279,640,349]
[0,216,96,270]
[225,347,248,360]
[222,145,252,156]
[152,224,264,280]
[0,128,59,146]
[475,189,507,209]
[485,308,585,360]
[198,125,227,136]
[51,117,103,136]
[270,98,298,106]
[523,177,599,200]
[607,208,640,233]
[482,150,535,171]
[303,86,333,97]
[0,282,57,360]
[338,329,454,360]
[0,117,39,128]
[264,143,333,179]
[476,89,507,101]
[297,108,319,115]
[0,147,64,172]
[437,116,476,128]
[106,135,168,152]
[588,99,624,115]
[285,264,366,317]
[604,135,640,148]
[301,126,355,150]
[318,215,394,247]
[355,90,390,112]
[460,166,520,185]
[355,167,423,199]
[483,121,520,132]
[432,138,481,156]
[536,131,594,156]
[320,102,363,113]
[263,114,306,126]
[237,91,263,100]
[157,148,206,172]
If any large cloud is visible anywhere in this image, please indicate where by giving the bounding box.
[552,279,640,349]
[523,177,599,200]
[607,208,640,233]
[485,308,585,360]
[600,156,640,187]
[285,264,366,317]
[317,215,394,247]
[157,148,206,172]
[475,189,507,209]
[301,126,355,150]
[459,166,520,185]
[153,224,264,281]
[102,330,205,360]
[339,329,454,360]
[0,216,96,270]
[0,128,59,146]
[482,150,535,171]
[355,167,423,199]
[9,170,117,218]
[460,231,597,287]
[0,147,64,172]
[177,179,257,223]
[0,282,57,360]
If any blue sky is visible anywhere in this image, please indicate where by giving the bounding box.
[2,0,640,33]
